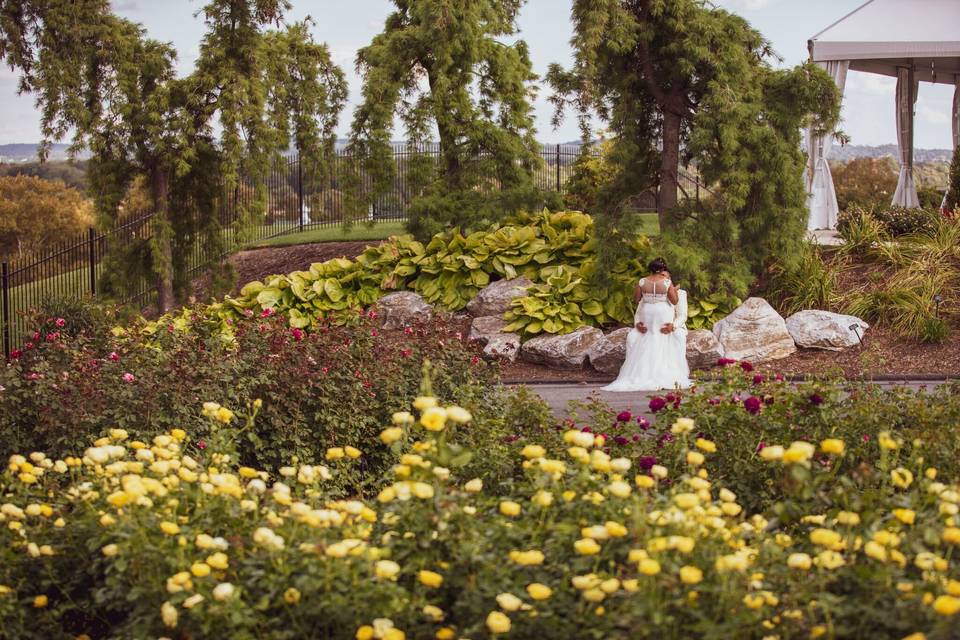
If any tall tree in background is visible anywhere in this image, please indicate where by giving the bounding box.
[348,0,541,238]
[0,0,345,310]
[0,175,94,261]
[549,0,840,296]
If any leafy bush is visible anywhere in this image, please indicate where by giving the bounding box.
[685,293,742,331]
[5,371,960,638]
[839,205,940,238]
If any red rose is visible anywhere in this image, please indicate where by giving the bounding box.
[743,396,761,415]
[616,411,632,422]
[740,361,754,372]
[649,397,666,413]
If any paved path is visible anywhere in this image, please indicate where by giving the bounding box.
[513,380,949,419]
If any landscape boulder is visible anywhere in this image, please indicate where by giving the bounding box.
[521,326,604,369]
[466,277,533,317]
[686,329,724,370]
[587,327,631,375]
[712,297,796,362]
[370,291,432,330]
[468,316,521,362]
[785,310,869,351]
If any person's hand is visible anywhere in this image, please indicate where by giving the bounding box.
[635,322,647,334]
[660,323,674,334]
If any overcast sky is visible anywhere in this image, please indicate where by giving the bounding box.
[0,0,956,149]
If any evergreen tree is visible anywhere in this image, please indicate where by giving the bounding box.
[348,0,541,237]
[946,144,960,214]
[0,0,346,309]
[548,0,841,296]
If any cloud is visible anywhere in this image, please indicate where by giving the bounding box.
[845,72,896,95]
[918,104,950,126]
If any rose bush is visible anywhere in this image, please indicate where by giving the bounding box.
[2,383,960,639]
[0,311,536,488]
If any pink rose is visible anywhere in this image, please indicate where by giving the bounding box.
[122,372,136,383]
[55,318,66,328]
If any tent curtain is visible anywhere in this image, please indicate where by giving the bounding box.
[892,66,920,208]
[806,60,849,230]
[953,75,959,150]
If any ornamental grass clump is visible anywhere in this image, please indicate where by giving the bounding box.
[3,376,960,638]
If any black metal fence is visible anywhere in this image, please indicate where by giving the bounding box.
[1,144,589,357]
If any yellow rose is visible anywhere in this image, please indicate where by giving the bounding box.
[326,447,345,460]
[679,566,703,585]
[283,588,301,604]
[423,605,445,621]
[101,544,119,557]
[526,583,552,600]
[445,406,472,424]
[673,493,699,510]
[356,626,375,640]
[521,444,546,459]
[787,553,812,570]
[820,438,845,455]
[695,438,716,452]
[605,521,628,538]
[418,570,443,588]
[160,521,180,536]
[638,559,661,576]
[635,475,656,489]
[33,594,48,608]
[574,538,602,555]
[161,600,177,627]
[499,501,521,517]
[207,552,229,570]
[435,628,455,640]
[380,427,404,444]
[509,550,544,565]
[420,407,448,432]
[464,478,483,493]
[190,562,211,578]
[878,431,899,450]
[686,451,705,467]
[932,594,960,616]
[345,446,362,459]
[607,480,631,498]
[413,396,438,410]
[671,418,695,435]
[809,528,843,550]
[891,467,913,489]
[495,592,523,612]
[759,445,784,461]
[943,527,960,544]
[486,611,511,634]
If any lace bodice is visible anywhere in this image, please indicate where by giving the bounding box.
[638,277,671,304]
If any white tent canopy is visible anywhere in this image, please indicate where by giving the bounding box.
[806,0,960,230]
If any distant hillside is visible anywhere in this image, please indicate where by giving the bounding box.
[0,143,85,162]
[830,144,954,164]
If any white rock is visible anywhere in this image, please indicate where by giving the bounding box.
[587,327,631,374]
[712,297,796,363]
[686,329,724,370]
[465,277,533,317]
[520,326,605,369]
[370,292,432,330]
[785,310,869,351]
[468,316,521,362]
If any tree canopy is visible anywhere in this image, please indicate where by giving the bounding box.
[0,0,346,309]
[348,0,542,236]
[548,0,841,297]
[0,175,93,262]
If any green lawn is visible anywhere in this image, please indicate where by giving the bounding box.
[634,212,660,237]
[247,221,407,248]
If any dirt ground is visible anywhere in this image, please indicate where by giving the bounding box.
[195,241,960,381]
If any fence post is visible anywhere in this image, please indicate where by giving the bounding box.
[297,155,305,233]
[555,144,561,192]
[88,228,97,296]
[2,262,9,360]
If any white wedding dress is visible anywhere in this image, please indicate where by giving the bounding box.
[603,278,692,392]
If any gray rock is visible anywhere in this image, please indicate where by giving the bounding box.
[587,327,631,374]
[370,291,433,330]
[468,316,522,362]
[466,277,533,317]
[712,297,796,363]
[785,310,869,351]
[521,326,605,369]
[686,329,724,370]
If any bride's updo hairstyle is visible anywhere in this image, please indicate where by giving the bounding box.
[647,257,669,274]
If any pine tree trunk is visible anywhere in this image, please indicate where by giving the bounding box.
[659,109,682,225]
[149,163,176,313]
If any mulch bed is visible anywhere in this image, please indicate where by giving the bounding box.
[191,240,960,381]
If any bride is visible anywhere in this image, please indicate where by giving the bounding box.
[603,258,691,392]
